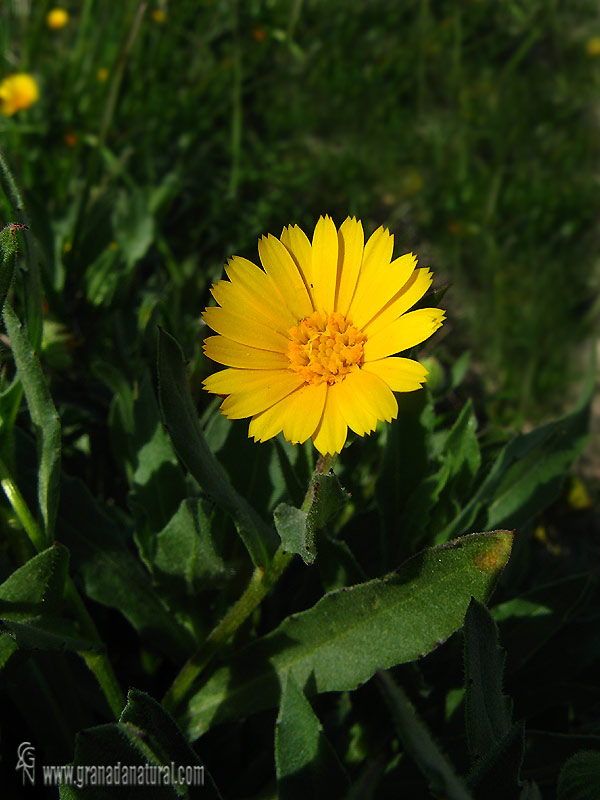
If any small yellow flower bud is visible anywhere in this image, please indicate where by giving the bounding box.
[46,8,69,30]
[0,73,40,116]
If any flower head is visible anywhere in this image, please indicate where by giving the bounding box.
[202,216,445,456]
[46,8,69,29]
[0,73,39,116]
[586,36,600,57]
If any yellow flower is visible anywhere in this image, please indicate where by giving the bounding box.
[151,9,167,24]
[46,8,69,29]
[202,216,445,456]
[96,67,109,83]
[0,73,39,116]
[586,36,600,57]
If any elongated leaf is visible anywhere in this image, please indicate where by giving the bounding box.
[464,599,512,760]
[182,531,513,739]
[275,672,349,799]
[1,617,96,651]
[3,302,61,540]
[492,574,594,674]
[377,670,472,800]
[157,326,277,566]
[466,721,525,799]
[129,372,187,536]
[442,388,591,540]
[62,689,221,799]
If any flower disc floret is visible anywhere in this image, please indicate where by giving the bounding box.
[202,215,445,456]
[287,311,367,386]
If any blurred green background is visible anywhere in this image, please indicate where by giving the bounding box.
[1,0,599,427]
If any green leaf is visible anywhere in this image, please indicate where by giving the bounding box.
[182,530,513,739]
[61,689,221,799]
[526,733,600,787]
[0,543,68,617]
[466,721,525,800]
[492,574,595,674]
[157,326,278,566]
[0,544,96,652]
[3,302,61,541]
[154,498,226,593]
[113,186,155,267]
[463,599,512,761]
[275,672,349,799]
[56,473,195,660]
[1,617,96,651]
[128,371,188,566]
[274,472,349,565]
[376,389,432,555]
[442,390,591,540]
[377,670,473,800]
[557,752,600,800]
[0,630,18,669]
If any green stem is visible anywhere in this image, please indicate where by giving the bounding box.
[162,452,337,713]
[0,457,125,718]
[64,578,126,719]
[0,457,46,551]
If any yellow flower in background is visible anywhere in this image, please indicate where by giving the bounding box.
[0,73,39,116]
[96,67,109,83]
[151,8,167,24]
[46,8,69,29]
[202,216,445,455]
[585,37,600,57]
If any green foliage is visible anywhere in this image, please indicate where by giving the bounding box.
[184,531,512,740]
[275,673,349,798]
[377,670,472,800]
[0,2,598,797]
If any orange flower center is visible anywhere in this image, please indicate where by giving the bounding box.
[287,311,366,386]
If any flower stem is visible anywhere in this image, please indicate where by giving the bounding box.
[162,451,337,713]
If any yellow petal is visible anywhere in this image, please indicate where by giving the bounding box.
[282,381,327,443]
[280,224,315,309]
[248,382,326,445]
[224,255,297,328]
[258,234,313,320]
[311,215,339,313]
[219,370,304,419]
[202,306,289,352]
[203,336,289,369]
[350,253,416,330]
[311,386,348,455]
[334,372,378,436]
[362,357,429,392]
[347,225,394,322]
[249,390,299,442]
[210,276,294,334]
[363,308,445,362]
[364,268,433,337]
[348,369,398,426]
[335,216,364,316]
